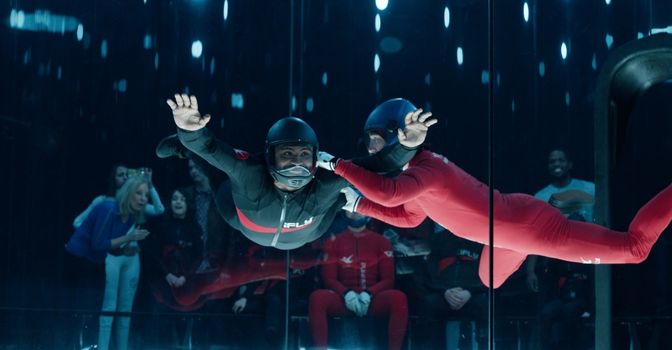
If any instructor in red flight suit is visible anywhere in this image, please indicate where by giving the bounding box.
[318,98,672,288]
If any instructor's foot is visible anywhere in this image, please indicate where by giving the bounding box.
[156,134,189,159]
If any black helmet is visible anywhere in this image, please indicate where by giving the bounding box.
[364,98,416,147]
[265,117,319,190]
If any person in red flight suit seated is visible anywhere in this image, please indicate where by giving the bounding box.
[309,211,408,350]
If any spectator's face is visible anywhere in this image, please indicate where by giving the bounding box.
[129,183,149,213]
[188,159,206,183]
[114,166,129,189]
[547,150,572,179]
[171,190,187,219]
[367,132,387,155]
[274,144,314,172]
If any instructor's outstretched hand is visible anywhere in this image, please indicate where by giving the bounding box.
[166,94,211,131]
[398,108,438,148]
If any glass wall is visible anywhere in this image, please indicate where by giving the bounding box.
[1,0,671,349]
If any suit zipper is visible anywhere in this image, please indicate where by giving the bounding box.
[271,193,288,247]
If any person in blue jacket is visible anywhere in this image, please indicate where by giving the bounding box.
[66,175,151,350]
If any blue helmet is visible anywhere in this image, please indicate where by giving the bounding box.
[265,117,319,190]
[364,98,416,147]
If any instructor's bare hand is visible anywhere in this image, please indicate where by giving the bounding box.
[398,108,438,148]
[166,94,211,131]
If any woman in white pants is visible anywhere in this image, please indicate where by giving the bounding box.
[66,175,153,350]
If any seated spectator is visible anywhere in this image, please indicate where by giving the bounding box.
[535,255,593,350]
[411,225,487,350]
[309,211,408,350]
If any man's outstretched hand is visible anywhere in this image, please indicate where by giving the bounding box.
[166,94,211,131]
[398,108,438,148]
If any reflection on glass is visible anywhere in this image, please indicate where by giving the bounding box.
[306,97,314,113]
[605,33,614,49]
[9,9,81,34]
[604,33,614,49]
[231,93,244,109]
[223,0,229,21]
[113,79,127,93]
[561,42,568,60]
[77,24,84,41]
[375,0,389,11]
[101,39,108,59]
[592,53,597,70]
[143,34,152,49]
[481,70,489,85]
[651,25,672,34]
[191,40,203,58]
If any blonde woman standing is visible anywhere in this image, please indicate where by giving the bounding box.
[67,175,151,350]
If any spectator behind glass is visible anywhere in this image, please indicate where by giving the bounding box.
[309,211,408,350]
[525,148,594,350]
[411,225,488,350]
[66,175,152,350]
[141,188,206,348]
[179,159,237,273]
[73,164,165,228]
[144,189,203,292]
